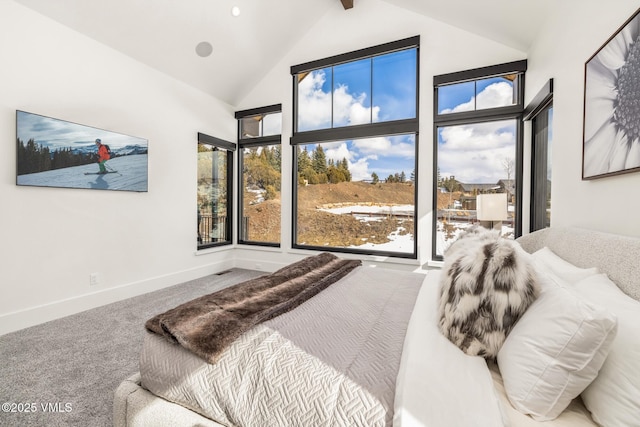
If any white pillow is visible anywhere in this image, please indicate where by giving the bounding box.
[576,274,640,427]
[497,271,618,421]
[531,247,599,284]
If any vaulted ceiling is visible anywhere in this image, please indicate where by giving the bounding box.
[13,0,552,106]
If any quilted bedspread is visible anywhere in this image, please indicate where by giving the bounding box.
[140,266,423,426]
[145,252,361,364]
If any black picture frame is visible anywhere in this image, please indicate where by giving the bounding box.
[583,7,640,180]
[16,110,148,192]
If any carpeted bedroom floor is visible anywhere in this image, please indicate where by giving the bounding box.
[0,268,264,427]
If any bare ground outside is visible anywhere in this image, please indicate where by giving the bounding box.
[243,181,415,247]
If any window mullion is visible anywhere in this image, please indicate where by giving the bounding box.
[370,57,374,124]
[432,62,526,261]
[291,37,419,258]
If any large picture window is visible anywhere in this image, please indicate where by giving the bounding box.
[197,133,235,250]
[236,105,282,246]
[433,60,526,260]
[291,36,419,259]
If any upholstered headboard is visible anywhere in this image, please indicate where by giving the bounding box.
[516,227,640,301]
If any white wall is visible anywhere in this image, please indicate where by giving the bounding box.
[234,0,526,269]
[525,0,640,238]
[0,1,237,334]
[8,0,637,335]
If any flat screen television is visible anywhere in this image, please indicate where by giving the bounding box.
[16,110,148,192]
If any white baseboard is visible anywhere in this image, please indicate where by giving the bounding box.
[0,260,234,336]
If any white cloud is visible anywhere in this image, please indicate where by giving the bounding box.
[353,136,391,153]
[349,157,373,181]
[324,142,352,162]
[295,69,416,182]
[333,85,372,126]
[391,141,416,159]
[262,113,282,136]
[438,120,515,183]
[298,70,380,130]
[439,121,514,151]
[297,70,332,131]
[440,81,513,114]
[439,146,514,183]
[476,81,514,109]
[441,99,474,114]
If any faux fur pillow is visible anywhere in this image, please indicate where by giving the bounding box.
[438,227,539,358]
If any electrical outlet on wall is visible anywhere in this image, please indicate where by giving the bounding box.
[89,272,100,286]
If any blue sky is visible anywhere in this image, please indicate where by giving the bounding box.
[297,49,417,181]
[297,49,516,184]
[17,111,147,151]
[437,77,517,184]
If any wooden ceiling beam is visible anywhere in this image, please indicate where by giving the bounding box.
[340,0,354,10]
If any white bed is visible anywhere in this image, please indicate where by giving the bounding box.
[114,227,640,427]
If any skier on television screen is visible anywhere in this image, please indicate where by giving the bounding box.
[95,138,110,174]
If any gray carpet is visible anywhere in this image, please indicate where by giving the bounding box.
[0,268,264,427]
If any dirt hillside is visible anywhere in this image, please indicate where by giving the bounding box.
[243,181,415,246]
[297,181,414,209]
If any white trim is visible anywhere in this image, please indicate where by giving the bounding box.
[2,243,429,336]
[0,260,233,336]
[426,259,444,269]
[194,245,235,256]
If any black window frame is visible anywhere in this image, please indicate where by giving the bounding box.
[235,104,282,247]
[197,132,235,250]
[525,79,554,232]
[290,36,420,259]
[432,60,527,261]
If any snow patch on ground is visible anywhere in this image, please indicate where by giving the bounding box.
[319,204,415,253]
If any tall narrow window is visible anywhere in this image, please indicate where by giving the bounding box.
[292,36,419,259]
[197,133,235,249]
[236,105,282,246]
[433,60,526,260]
[526,79,553,232]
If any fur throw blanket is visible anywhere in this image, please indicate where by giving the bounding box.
[438,227,539,358]
[146,252,361,363]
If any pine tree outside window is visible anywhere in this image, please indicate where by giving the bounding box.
[291,37,419,259]
[236,105,282,246]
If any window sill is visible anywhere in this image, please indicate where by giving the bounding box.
[194,245,234,256]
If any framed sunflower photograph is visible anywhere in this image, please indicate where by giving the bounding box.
[583,7,640,179]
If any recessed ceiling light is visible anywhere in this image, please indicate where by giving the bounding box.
[231,6,240,17]
[195,41,213,57]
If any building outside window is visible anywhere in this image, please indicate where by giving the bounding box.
[236,105,282,246]
[433,60,526,260]
[197,132,235,250]
[291,36,419,259]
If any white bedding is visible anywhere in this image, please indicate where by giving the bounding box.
[116,227,640,427]
[394,270,597,427]
[394,270,508,427]
[132,268,598,427]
